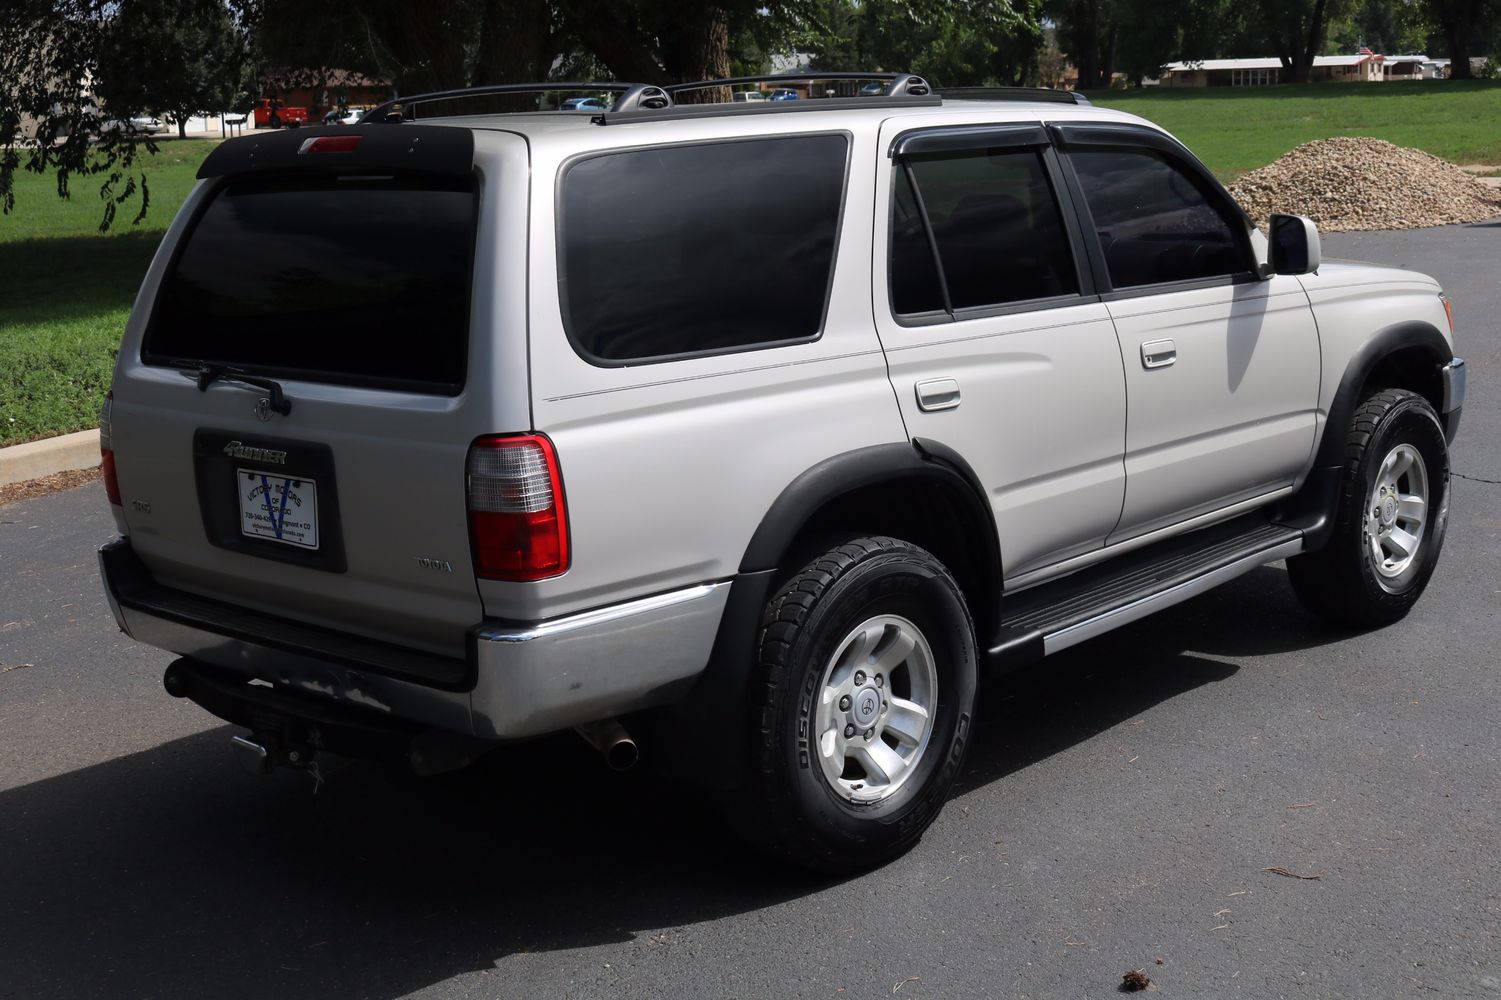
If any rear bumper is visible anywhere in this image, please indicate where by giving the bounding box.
[99,537,730,740]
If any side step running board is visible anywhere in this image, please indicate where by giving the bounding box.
[988,516,1305,671]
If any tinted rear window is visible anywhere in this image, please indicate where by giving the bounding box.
[146,176,476,393]
[560,134,848,364]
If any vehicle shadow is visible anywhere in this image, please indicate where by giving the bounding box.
[959,563,1341,793]
[0,567,1337,999]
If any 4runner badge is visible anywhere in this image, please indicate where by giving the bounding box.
[223,441,288,465]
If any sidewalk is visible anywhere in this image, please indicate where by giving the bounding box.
[0,429,101,488]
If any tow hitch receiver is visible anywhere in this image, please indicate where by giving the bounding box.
[229,733,318,775]
[230,735,272,774]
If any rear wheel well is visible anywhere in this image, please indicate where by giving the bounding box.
[774,477,999,646]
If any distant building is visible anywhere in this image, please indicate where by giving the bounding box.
[262,69,392,117]
[1161,50,1408,87]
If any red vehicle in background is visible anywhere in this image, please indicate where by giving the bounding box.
[252,98,308,128]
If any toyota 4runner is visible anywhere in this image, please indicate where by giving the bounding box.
[97,74,1466,872]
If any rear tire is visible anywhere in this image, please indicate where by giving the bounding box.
[1287,388,1450,627]
[746,536,977,873]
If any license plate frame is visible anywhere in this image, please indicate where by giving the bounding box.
[236,469,320,550]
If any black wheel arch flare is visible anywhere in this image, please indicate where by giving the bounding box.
[1281,320,1453,550]
[737,439,1003,643]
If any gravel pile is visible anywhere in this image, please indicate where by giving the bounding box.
[1228,137,1501,232]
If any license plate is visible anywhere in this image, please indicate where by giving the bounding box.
[237,469,319,549]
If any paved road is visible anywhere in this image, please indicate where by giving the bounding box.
[2,223,1498,1000]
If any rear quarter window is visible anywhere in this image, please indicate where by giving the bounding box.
[559,134,849,365]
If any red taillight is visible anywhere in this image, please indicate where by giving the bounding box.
[100,390,121,506]
[298,134,362,155]
[466,434,569,581]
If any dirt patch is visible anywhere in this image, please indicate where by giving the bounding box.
[0,467,102,508]
[1229,137,1501,232]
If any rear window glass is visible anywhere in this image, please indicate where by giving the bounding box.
[146,176,476,393]
[560,134,848,364]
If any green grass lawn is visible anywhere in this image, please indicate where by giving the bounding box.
[3,82,1500,449]
[0,140,211,448]
[1092,79,1501,181]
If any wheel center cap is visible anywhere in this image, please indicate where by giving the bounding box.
[1380,495,1398,525]
[850,685,881,727]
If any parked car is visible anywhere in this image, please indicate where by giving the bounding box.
[321,106,369,126]
[733,91,769,102]
[766,88,800,100]
[559,96,608,111]
[97,73,1465,874]
[859,81,888,96]
[96,114,165,135]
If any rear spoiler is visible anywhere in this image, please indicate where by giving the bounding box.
[197,124,474,180]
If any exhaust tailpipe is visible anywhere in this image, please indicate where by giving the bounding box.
[574,719,639,771]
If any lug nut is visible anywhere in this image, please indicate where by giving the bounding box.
[854,670,866,686]
[839,695,851,711]
[874,674,884,688]
[864,729,875,740]
[844,724,855,738]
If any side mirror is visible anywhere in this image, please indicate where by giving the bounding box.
[1268,213,1320,275]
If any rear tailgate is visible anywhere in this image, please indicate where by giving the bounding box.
[108,126,524,667]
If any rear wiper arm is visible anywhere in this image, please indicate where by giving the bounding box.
[194,364,293,415]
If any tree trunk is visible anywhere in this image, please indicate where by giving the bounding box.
[475,0,554,85]
[559,0,669,84]
[1437,0,1477,79]
[662,6,731,102]
[1100,23,1118,88]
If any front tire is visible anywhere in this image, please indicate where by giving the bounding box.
[1288,388,1450,627]
[747,536,977,873]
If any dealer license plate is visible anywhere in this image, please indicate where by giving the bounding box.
[237,469,319,549]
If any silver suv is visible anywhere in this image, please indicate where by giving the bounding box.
[98,74,1466,872]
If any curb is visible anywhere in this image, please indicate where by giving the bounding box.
[0,429,102,487]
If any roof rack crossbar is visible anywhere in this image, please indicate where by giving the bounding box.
[361,82,655,123]
[936,86,1091,106]
[665,72,931,97]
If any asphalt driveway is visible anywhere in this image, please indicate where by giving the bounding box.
[2,221,1497,999]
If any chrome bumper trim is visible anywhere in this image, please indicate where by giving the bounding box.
[469,581,732,738]
[98,538,730,741]
[1441,357,1466,414]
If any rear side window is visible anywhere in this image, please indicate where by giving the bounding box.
[891,147,1078,316]
[147,176,476,393]
[1068,148,1250,288]
[560,134,848,364]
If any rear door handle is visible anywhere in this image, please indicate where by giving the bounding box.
[1141,340,1176,369]
[915,378,961,412]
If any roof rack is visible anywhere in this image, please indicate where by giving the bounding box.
[357,73,1079,127]
[359,82,671,124]
[665,72,933,98]
[936,86,1091,106]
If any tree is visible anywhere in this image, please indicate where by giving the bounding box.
[1050,0,1118,89]
[1256,0,1352,81]
[806,0,1045,87]
[96,0,247,138]
[1423,0,1498,77]
[0,0,158,229]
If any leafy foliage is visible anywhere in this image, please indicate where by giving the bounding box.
[804,0,1043,86]
[97,0,249,138]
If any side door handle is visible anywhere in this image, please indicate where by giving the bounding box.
[915,378,961,412]
[1141,339,1176,369]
